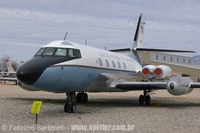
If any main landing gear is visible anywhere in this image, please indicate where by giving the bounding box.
[64,92,88,113]
[139,90,151,106]
[64,92,77,113]
[76,92,88,103]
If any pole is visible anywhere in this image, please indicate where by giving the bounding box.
[35,114,38,124]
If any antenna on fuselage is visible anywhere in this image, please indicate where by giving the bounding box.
[85,39,88,46]
[64,32,68,40]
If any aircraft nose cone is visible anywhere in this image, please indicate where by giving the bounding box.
[17,56,71,85]
[16,57,46,85]
[16,64,42,85]
[16,69,41,85]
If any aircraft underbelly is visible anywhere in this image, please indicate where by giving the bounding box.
[30,66,136,93]
[83,73,137,92]
[31,66,96,92]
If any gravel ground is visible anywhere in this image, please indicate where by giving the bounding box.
[1,84,200,133]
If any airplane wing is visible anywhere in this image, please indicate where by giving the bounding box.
[115,82,167,90]
[189,83,200,88]
[0,77,17,82]
[115,77,200,93]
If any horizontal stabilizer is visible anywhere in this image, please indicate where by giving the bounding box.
[110,48,195,53]
[136,48,195,53]
[109,48,130,53]
[181,73,191,77]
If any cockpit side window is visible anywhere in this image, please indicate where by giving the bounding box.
[68,49,74,57]
[54,48,67,56]
[43,48,56,55]
[74,49,81,58]
[68,49,81,58]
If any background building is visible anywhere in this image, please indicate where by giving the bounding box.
[141,52,200,81]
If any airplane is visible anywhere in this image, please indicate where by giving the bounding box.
[0,60,16,77]
[0,60,18,84]
[16,13,200,113]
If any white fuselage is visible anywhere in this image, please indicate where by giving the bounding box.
[17,40,143,92]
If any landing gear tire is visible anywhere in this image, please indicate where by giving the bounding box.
[64,103,69,113]
[76,92,88,103]
[64,92,76,113]
[139,95,144,105]
[146,95,151,106]
[139,90,152,106]
[83,93,88,103]
[77,93,81,103]
[71,104,77,113]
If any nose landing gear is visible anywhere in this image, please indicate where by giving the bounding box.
[64,92,88,113]
[64,92,77,113]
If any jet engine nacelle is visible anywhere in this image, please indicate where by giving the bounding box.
[142,65,156,79]
[142,65,172,80]
[166,77,193,96]
[153,65,172,79]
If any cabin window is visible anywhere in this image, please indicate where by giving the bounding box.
[189,59,191,64]
[123,62,126,69]
[177,58,179,62]
[105,59,109,67]
[98,58,103,66]
[183,59,185,63]
[112,60,115,68]
[171,57,173,61]
[118,61,121,68]
[163,56,165,61]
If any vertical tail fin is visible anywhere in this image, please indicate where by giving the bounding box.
[6,60,15,73]
[109,13,145,64]
[133,13,145,49]
[129,13,145,64]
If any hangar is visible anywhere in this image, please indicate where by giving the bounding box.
[141,52,200,81]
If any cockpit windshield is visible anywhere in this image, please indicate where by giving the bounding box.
[55,49,67,56]
[43,48,55,55]
[35,47,81,58]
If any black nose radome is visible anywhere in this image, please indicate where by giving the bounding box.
[17,56,74,85]
[17,70,42,85]
[17,57,45,85]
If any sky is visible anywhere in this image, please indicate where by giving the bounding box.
[1,0,200,62]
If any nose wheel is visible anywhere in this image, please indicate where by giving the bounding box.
[139,90,151,106]
[64,92,77,113]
